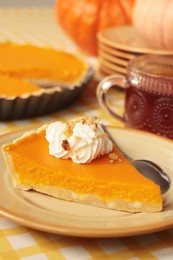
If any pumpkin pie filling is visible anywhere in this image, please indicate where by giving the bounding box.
[2,118,162,213]
[0,43,89,85]
[0,76,41,97]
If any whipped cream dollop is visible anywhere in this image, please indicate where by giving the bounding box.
[45,117,113,164]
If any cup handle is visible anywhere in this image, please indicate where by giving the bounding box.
[97,75,127,122]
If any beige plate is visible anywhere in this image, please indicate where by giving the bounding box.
[99,64,125,76]
[98,42,136,60]
[98,50,128,67]
[0,127,173,237]
[98,26,173,55]
[99,58,127,74]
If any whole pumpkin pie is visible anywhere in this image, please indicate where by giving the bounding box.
[2,117,162,213]
[0,42,89,87]
[0,43,92,120]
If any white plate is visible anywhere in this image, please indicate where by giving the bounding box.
[0,126,173,237]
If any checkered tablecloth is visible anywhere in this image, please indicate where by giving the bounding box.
[0,7,173,260]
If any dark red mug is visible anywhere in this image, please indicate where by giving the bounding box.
[97,55,173,139]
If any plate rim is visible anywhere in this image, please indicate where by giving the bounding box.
[99,65,125,76]
[1,126,173,237]
[98,50,128,66]
[99,58,127,73]
[98,42,136,59]
[97,26,173,55]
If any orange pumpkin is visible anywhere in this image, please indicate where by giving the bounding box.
[133,0,173,50]
[56,0,135,55]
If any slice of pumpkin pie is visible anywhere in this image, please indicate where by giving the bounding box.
[2,117,162,213]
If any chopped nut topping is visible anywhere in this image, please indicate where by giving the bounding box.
[64,124,73,137]
[73,116,100,126]
[109,160,114,163]
[64,116,100,137]
[61,139,70,151]
[109,152,118,163]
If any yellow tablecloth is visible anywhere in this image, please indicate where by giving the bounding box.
[0,7,173,260]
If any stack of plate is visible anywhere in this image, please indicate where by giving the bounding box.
[97,25,173,76]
